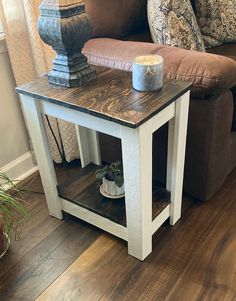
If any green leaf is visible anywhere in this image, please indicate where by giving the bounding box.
[95,161,123,185]
[115,175,124,187]
[0,171,29,234]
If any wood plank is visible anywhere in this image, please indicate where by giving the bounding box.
[16,66,191,128]
[61,199,127,241]
[0,170,101,301]
[0,165,100,301]
[63,184,170,226]
[164,181,236,301]
[0,173,61,279]
[57,164,170,226]
[0,217,100,301]
[167,280,236,301]
[21,95,62,219]
[167,92,190,225]
[57,163,98,200]
[2,165,236,301]
[36,235,138,301]
[76,126,101,167]
[99,169,236,301]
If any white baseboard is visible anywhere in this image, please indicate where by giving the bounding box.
[1,152,38,184]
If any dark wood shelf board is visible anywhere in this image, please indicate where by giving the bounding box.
[57,164,170,227]
[16,66,191,128]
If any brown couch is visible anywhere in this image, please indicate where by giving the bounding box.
[82,0,236,201]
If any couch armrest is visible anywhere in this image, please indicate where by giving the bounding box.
[83,38,236,98]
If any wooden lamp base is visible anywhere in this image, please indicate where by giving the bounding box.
[48,53,96,87]
[38,0,96,87]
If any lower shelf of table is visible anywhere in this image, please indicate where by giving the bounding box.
[57,163,170,227]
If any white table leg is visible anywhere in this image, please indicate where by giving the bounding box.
[75,125,101,168]
[21,95,62,219]
[121,125,152,260]
[166,92,190,225]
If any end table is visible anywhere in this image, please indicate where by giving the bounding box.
[16,66,191,261]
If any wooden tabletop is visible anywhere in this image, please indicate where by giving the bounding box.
[16,66,191,128]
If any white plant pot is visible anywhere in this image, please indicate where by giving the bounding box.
[102,178,125,197]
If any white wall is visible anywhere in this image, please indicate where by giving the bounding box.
[0,38,37,180]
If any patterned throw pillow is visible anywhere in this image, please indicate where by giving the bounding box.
[147,0,205,51]
[195,0,236,48]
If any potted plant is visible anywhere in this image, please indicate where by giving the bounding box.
[96,161,125,198]
[0,171,29,258]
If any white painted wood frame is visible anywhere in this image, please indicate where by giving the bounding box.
[20,91,190,261]
[60,197,127,240]
[75,125,101,167]
[20,95,62,219]
[166,92,190,225]
[121,125,153,260]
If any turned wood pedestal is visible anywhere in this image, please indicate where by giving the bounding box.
[16,66,191,261]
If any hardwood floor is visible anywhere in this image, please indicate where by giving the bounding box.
[0,163,236,301]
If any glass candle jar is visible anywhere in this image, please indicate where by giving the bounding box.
[132,55,164,92]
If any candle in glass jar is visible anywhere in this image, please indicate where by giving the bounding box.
[132,55,163,92]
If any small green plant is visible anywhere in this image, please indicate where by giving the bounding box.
[0,171,29,236]
[96,161,124,187]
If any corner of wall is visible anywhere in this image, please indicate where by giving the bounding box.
[0,151,38,183]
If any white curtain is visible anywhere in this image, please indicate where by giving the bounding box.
[0,0,80,163]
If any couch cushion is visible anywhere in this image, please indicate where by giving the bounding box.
[84,0,146,38]
[123,30,153,43]
[195,0,236,48]
[147,0,205,51]
[207,43,236,61]
[83,38,236,98]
